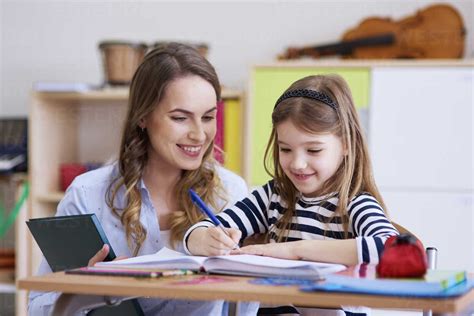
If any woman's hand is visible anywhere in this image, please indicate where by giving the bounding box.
[231,241,301,260]
[187,226,241,256]
[87,244,127,267]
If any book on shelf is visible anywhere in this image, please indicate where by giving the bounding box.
[303,264,467,296]
[0,118,27,172]
[214,100,224,164]
[0,154,25,171]
[95,247,346,279]
[0,269,14,283]
[0,256,15,269]
[223,98,241,174]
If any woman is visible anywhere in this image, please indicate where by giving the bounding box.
[29,42,258,315]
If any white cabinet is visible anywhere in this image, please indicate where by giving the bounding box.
[370,67,473,191]
[370,66,473,271]
[383,191,473,271]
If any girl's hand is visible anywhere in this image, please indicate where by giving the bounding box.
[231,241,300,260]
[187,226,241,256]
[87,244,128,267]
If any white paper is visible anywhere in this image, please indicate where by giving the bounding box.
[96,247,346,279]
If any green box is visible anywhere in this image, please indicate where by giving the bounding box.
[249,67,370,186]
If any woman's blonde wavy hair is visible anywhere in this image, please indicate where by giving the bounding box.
[264,74,388,242]
[106,43,226,255]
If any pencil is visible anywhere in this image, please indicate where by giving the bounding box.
[66,268,196,278]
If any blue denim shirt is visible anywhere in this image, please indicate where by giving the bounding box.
[28,163,259,315]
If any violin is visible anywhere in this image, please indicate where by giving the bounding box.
[279,4,466,60]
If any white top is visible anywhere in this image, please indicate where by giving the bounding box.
[28,162,258,316]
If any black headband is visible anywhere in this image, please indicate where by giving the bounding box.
[274,89,337,110]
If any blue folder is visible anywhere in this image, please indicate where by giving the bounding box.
[301,279,474,298]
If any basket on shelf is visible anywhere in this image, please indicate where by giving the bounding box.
[98,41,148,86]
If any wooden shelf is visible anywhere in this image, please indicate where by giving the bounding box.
[0,269,15,293]
[33,88,128,101]
[0,282,15,294]
[37,192,65,203]
[221,88,243,99]
[24,84,245,316]
[255,58,474,68]
[32,87,242,101]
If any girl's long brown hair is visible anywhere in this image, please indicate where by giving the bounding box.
[106,43,226,255]
[264,74,387,242]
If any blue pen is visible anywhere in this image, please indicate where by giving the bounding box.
[188,189,239,250]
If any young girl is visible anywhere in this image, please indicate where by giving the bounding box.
[185,74,399,315]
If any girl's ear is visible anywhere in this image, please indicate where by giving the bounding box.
[343,140,349,156]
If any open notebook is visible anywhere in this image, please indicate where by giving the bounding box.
[95,247,346,279]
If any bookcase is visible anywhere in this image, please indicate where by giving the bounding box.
[245,60,473,273]
[17,87,243,315]
[0,173,27,316]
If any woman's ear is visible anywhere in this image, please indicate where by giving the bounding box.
[138,118,146,129]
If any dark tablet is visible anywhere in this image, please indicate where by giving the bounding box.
[26,214,116,272]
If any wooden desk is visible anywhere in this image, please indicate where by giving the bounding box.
[18,272,474,314]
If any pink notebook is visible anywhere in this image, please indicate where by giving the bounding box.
[214,100,225,164]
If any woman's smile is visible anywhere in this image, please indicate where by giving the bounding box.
[177,144,203,158]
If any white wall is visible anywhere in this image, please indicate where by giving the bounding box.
[1,0,472,117]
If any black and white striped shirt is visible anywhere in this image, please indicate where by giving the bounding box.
[185,180,398,264]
